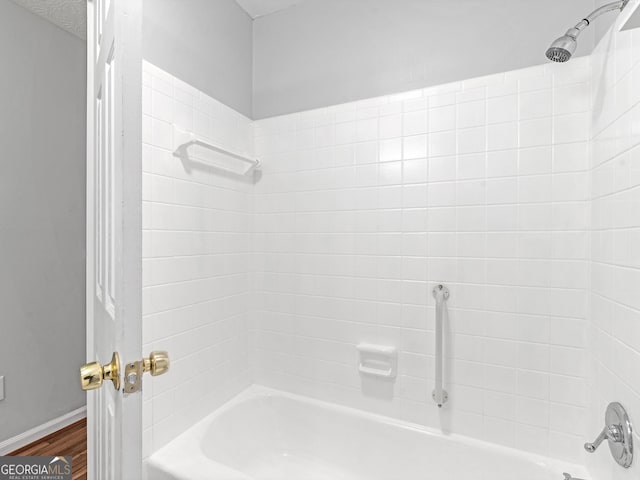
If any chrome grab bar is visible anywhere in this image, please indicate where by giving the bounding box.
[432,284,450,407]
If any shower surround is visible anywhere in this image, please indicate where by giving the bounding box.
[142,61,253,455]
[588,15,640,480]
[141,17,640,480]
[251,58,591,462]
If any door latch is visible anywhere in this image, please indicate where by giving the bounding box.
[123,351,170,394]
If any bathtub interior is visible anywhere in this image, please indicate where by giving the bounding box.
[148,387,590,480]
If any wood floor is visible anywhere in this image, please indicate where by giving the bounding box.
[8,418,87,480]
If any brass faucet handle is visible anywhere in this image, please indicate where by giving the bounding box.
[142,351,170,376]
[80,352,121,391]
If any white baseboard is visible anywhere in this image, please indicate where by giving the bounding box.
[0,406,87,455]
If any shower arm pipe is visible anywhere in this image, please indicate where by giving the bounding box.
[432,285,450,408]
[564,0,630,39]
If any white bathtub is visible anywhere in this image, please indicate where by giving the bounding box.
[148,386,590,480]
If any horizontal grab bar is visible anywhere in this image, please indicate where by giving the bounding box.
[172,124,260,176]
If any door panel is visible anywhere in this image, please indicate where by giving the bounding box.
[86,0,143,478]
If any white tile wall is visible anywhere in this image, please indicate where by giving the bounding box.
[588,11,640,480]
[140,17,640,472]
[251,57,592,462]
[142,61,253,459]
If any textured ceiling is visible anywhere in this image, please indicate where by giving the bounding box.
[234,0,308,18]
[9,0,86,39]
[9,0,303,38]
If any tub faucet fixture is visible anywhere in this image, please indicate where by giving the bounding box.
[584,424,624,453]
[584,402,633,468]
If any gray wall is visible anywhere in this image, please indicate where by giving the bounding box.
[253,0,598,119]
[0,1,86,442]
[143,0,253,118]
[141,0,605,120]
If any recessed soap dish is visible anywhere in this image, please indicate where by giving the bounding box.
[357,344,397,379]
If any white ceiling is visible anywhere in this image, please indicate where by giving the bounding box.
[8,0,304,40]
[234,0,308,19]
[9,0,86,39]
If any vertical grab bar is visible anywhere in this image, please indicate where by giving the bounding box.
[432,284,450,407]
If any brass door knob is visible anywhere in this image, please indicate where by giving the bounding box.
[123,351,170,393]
[80,352,121,391]
[142,351,170,376]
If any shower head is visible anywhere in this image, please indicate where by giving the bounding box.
[545,0,630,63]
[545,34,578,63]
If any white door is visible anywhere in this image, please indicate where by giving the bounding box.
[85,0,143,478]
